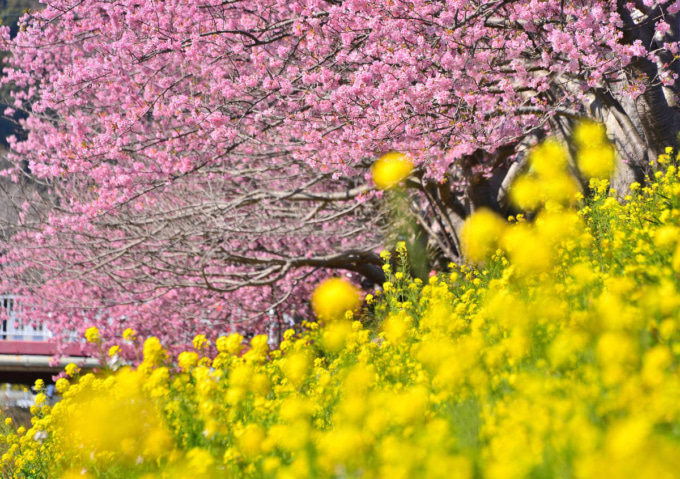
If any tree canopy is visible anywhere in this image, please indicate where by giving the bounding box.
[0,0,678,350]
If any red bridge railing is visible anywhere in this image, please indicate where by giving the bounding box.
[0,296,98,384]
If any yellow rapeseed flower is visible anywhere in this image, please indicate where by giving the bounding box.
[371,152,414,190]
[55,378,70,394]
[574,121,616,179]
[311,277,361,322]
[178,351,199,372]
[122,328,137,342]
[461,208,507,263]
[383,314,412,344]
[238,424,266,459]
[64,363,80,377]
[193,334,209,351]
[84,326,100,344]
[322,319,353,353]
[510,175,542,211]
[282,352,310,388]
[142,337,166,366]
[216,332,244,355]
[530,139,568,179]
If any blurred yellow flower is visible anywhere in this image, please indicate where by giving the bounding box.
[216,332,244,355]
[322,319,353,353]
[578,146,616,179]
[511,140,580,210]
[58,369,172,465]
[461,208,507,263]
[372,152,413,190]
[574,121,616,179]
[282,352,310,388]
[383,313,411,344]
[502,224,552,274]
[62,470,94,479]
[238,424,266,459]
[573,120,608,149]
[530,139,568,179]
[311,277,361,322]
[142,337,166,367]
[510,175,542,211]
[178,351,199,372]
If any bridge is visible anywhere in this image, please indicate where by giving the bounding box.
[0,296,99,386]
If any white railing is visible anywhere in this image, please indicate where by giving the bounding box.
[0,295,53,341]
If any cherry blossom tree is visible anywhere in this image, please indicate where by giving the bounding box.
[0,0,678,351]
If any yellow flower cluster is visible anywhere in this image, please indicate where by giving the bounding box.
[574,121,617,179]
[5,146,680,478]
[510,121,615,214]
[510,139,580,211]
[84,326,100,344]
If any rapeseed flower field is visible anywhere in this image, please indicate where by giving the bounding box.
[4,135,680,477]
